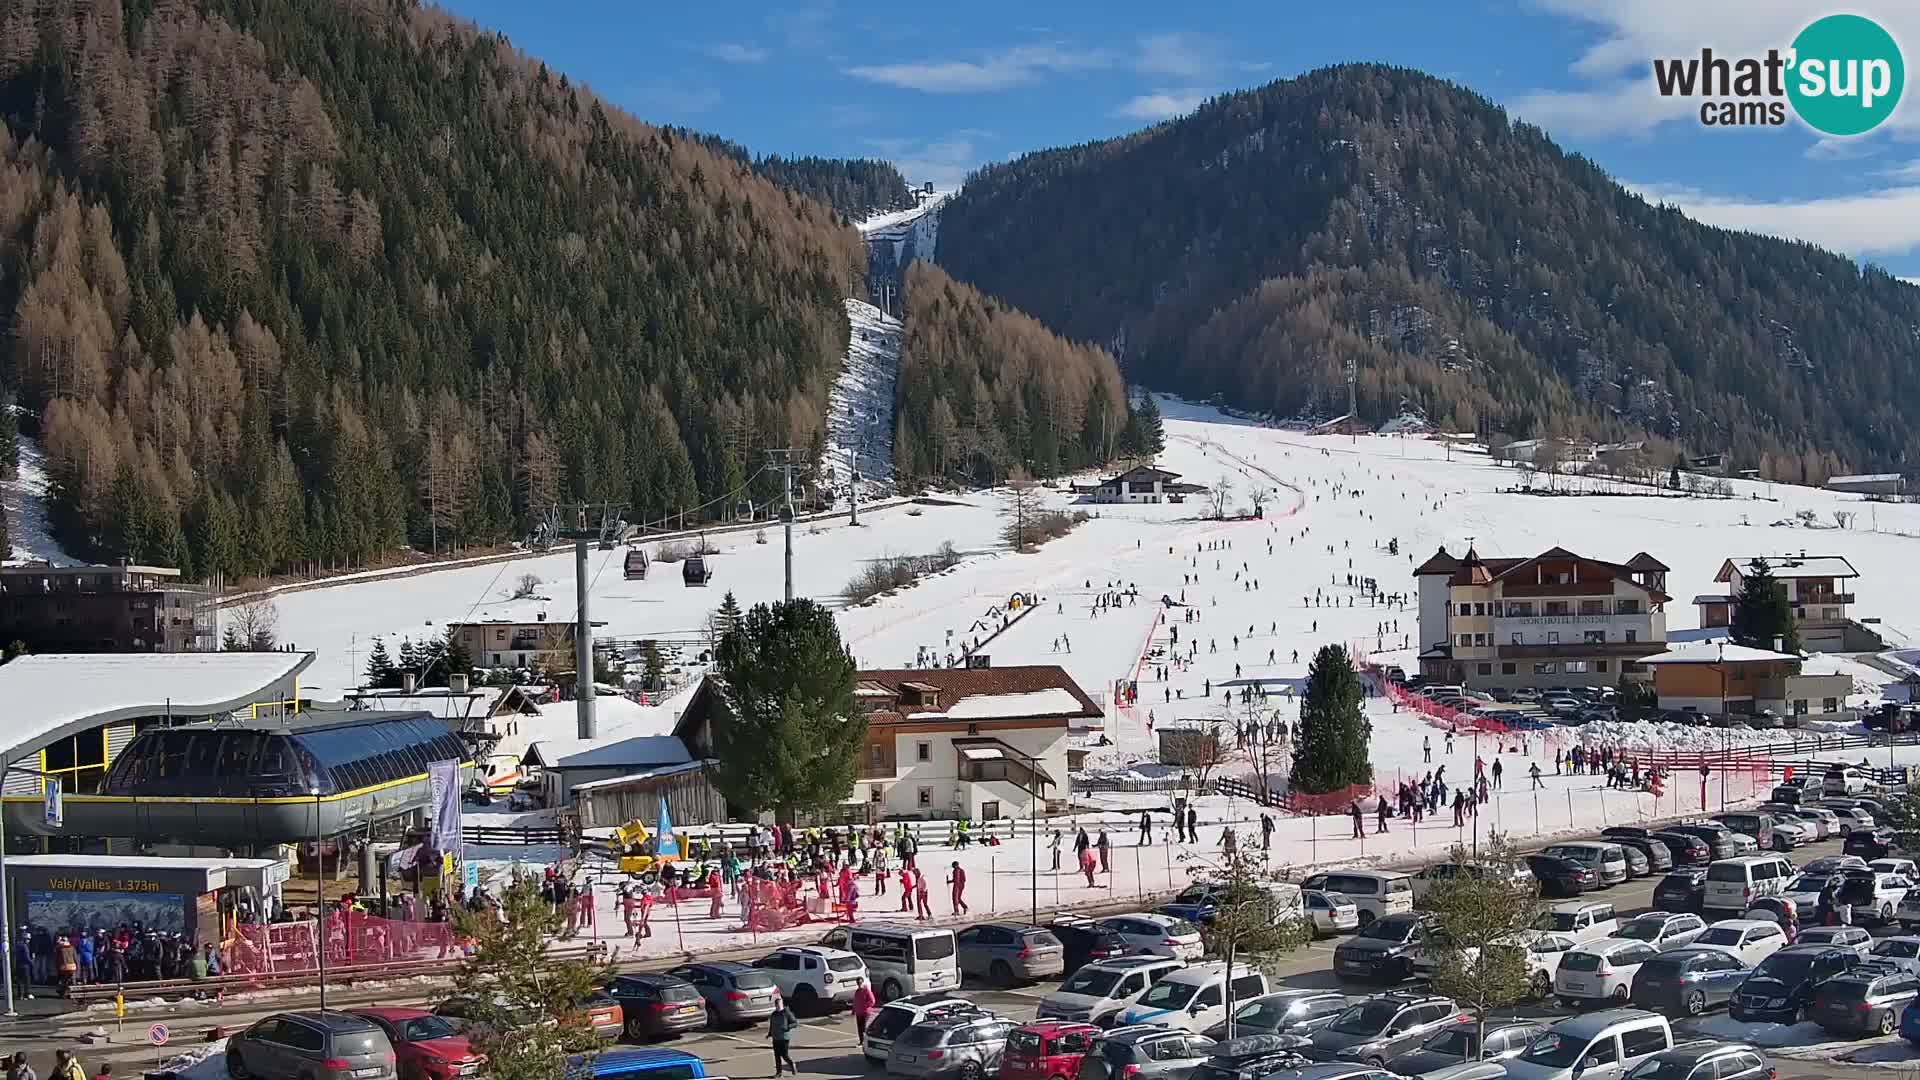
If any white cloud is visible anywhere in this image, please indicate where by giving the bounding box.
[1629,178,1920,258]
[767,5,833,51]
[862,133,991,189]
[846,43,1110,93]
[1112,88,1210,122]
[1134,32,1219,79]
[1515,0,1920,140]
[697,42,768,65]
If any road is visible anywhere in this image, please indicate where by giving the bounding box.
[11,836,1909,1080]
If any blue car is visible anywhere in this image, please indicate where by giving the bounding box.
[1160,884,1225,926]
[1901,999,1920,1046]
[583,1049,709,1080]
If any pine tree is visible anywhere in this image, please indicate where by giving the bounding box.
[398,638,419,675]
[443,626,475,676]
[711,599,862,820]
[365,638,397,689]
[1290,644,1372,794]
[1134,393,1166,457]
[1731,560,1800,654]
[640,641,664,691]
[0,498,10,561]
[450,876,611,1080]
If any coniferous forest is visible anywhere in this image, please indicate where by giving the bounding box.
[939,64,1920,479]
[0,0,866,578]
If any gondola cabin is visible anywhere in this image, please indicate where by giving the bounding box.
[682,556,713,586]
[623,548,650,580]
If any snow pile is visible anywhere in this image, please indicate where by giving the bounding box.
[1680,1015,1847,1051]
[155,1038,229,1080]
[823,298,900,494]
[930,688,1087,720]
[1575,719,1864,755]
[2,432,77,565]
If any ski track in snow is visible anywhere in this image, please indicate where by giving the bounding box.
[823,298,900,494]
[2,433,78,565]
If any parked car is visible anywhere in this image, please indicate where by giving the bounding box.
[1818,802,1878,834]
[1628,948,1752,1017]
[1306,993,1469,1066]
[1297,872,1415,927]
[1662,824,1738,862]
[1651,871,1708,914]
[1620,1042,1770,1080]
[1504,934,1581,1001]
[1807,962,1920,1036]
[1875,858,1920,879]
[1504,1008,1673,1080]
[1611,912,1706,952]
[1050,919,1136,975]
[752,945,867,1012]
[1729,944,1863,1024]
[661,961,781,1026]
[1099,914,1205,961]
[577,1049,710,1080]
[1825,765,1873,796]
[603,974,707,1041]
[957,923,1067,986]
[1803,855,1871,876]
[1075,1026,1216,1080]
[1871,936,1920,970]
[1201,991,1351,1041]
[1765,815,1816,851]
[1189,1034,1312,1080]
[227,1011,399,1080]
[1844,828,1898,861]
[1615,844,1652,880]
[1538,843,1631,887]
[1798,926,1874,958]
[1713,813,1776,852]
[346,1009,477,1080]
[1534,902,1620,945]
[863,993,982,1062]
[888,1013,1019,1080]
[1332,913,1433,983]
[1648,832,1712,867]
[1701,855,1795,915]
[1002,1022,1101,1080]
[1603,836,1674,875]
[1382,1021,1546,1079]
[1410,861,1534,900]
[1115,963,1269,1034]
[1690,920,1788,967]
[1777,806,1842,840]
[1303,891,1362,937]
[1526,855,1597,899]
[1038,956,1188,1027]
[1555,940,1661,1007]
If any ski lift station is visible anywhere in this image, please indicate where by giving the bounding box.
[0,652,474,854]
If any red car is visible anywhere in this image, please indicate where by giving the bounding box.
[350,1008,482,1080]
[1002,1021,1100,1080]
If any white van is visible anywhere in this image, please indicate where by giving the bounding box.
[1506,1008,1673,1080]
[1538,842,1631,886]
[1114,962,1269,1033]
[1702,855,1795,914]
[1036,955,1188,1026]
[1299,871,1415,926]
[817,922,959,1000]
[1825,765,1872,796]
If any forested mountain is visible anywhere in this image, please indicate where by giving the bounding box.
[0,0,865,579]
[939,64,1920,478]
[666,129,914,219]
[895,262,1129,486]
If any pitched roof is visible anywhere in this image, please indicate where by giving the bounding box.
[857,665,1103,722]
[1413,547,1461,576]
[1637,643,1801,665]
[1716,555,1860,581]
[1445,547,1671,600]
[1101,464,1181,485]
[523,734,692,770]
[1624,552,1670,572]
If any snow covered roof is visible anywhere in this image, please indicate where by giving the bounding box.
[570,760,710,791]
[1717,555,1859,581]
[1829,473,1903,485]
[1692,594,1734,605]
[857,666,1103,723]
[0,651,314,760]
[918,688,1088,721]
[1636,643,1801,665]
[523,734,692,771]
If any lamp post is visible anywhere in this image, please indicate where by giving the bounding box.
[312,787,328,1010]
[1718,642,1728,813]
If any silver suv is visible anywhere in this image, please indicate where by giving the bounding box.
[228,1011,397,1080]
[888,1014,1018,1080]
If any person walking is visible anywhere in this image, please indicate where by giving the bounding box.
[1260,813,1274,852]
[1096,830,1111,874]
[1375,797,1390,835]
[851,978,878,1042]
[1491,759,1504,790]
[1530,762,1544,789]
[899,865,916,913]
[948,862,969,915]
[1185,806,1198,843]
[1049,829,1063,871]
[1422,735,1431,764]
[768,1001,799,1076]
[1079,842,1099,887]
[915,866,933,921]
[1349,800,1364,839]
[1138,810,1153,846]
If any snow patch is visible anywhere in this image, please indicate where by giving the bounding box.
[2,433,78,565]
[824,298,900,494]
[916,688,1088,720]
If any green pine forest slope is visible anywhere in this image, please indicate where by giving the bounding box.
[937,64,1920,480]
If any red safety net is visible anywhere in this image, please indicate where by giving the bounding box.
[220,914,467,976]
[1281,782,1378,816]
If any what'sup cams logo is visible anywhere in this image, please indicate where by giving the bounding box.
[1653,13,1904,135]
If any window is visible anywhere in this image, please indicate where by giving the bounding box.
[1459,604,1472,616]
[1580,600,1606,615]
[495,629,506,642]
[1502,663,1517,675]
[1565,661,1589,674]
[1508,602,1535,617]
[1824,698,1840,714]
[1534,662,1561,675]
[1511,632,1524,645]
[1473,603,1486,617]
[916,742,931,762]
[1625,630,1637,643]
[1230,975,1265,999]
[1595,661,1609,673]
[1619,1026,1667,1059]
[1823,608,1838,620]
[1584,630,1606,644]
[918,787,932,807]
[870,787,883,804]
[1547,631,1560,644]
[1545,601,1571,616]
[1458,634,1472,647]
[981,800,1000,819]
[1616,599,1641,615]
[1473,634,1489,647]
[1793,699,1809,716]
[1477,664,1493,676]
[870,744,884,766]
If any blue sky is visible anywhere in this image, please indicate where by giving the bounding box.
[443,0,1920,277]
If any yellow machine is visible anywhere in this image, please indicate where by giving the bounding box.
[613,819,681,877]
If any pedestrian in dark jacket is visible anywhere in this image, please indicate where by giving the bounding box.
[768,1003,798,1075]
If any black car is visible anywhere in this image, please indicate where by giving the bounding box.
[1806,962,1920,1036]
[1050,920,1135,975]
[1189,1034,1313,1080]
[1629,948,1751,1016]
[1524,854,1595,898]
[1844,828,1897,861]
[1729,945,1863,1024]
[1380,1021,1544,1078]
[1663,824,1738,861]
[1652,869,1709,914]
[1606,836,1674,874]
[1649,831,1713,867]
[604,973,708,1041]
[1331,914,1432,983]
[1306,994,1468,1066]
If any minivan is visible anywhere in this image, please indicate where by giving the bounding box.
[1115,963,1270,1033]
[1538,843,1630,887]
[1299,871,1415,926]
[1535,902,1619,944]
[1825,766,1872,797]
[1702,856,1795,914]
[819,922,959,1000]
[1505,1009,1673,1080]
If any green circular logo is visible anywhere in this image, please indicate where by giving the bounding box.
[1787,14,1904,136]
